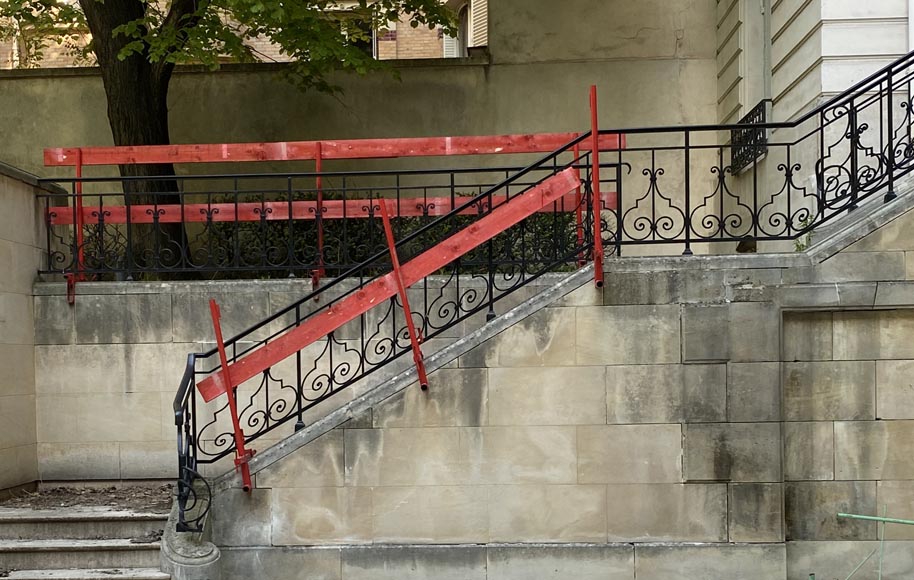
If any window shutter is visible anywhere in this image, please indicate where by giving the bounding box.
[443,34,460,58]
[470,0,488,46]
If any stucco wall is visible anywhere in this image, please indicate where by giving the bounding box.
[0,166,46,491]
[0,0,718,177]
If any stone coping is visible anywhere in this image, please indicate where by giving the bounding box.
[0,161,67,195]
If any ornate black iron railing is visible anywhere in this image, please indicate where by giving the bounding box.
[36,163,615,282]
[171,133,604,531]
[604,51,914,254]
[140,49,914,531]
[731,99,771,173]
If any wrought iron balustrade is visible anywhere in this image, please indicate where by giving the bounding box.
[603,51,914,254]
[38,163,618,283]
[171,132,606,530]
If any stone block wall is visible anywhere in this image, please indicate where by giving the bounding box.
[207,204,914,579]
[31,275,562,480]
[0,165,48,491]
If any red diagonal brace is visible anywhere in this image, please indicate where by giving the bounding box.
[378,199,429,391]
[196,168,581,403]
[210,299,255,492]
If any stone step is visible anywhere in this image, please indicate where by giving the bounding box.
[7,569,169,580]
[0,508,167,540]
[0,539,160,570]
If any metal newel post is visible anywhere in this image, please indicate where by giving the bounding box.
[590,86,605,288]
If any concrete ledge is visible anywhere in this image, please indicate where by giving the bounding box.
[0,161,66,195]
[605,252,811,273]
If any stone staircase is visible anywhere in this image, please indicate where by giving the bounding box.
[0,507,168,580]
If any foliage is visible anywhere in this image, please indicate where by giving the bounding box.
[0,0,455,92]
[0,1,91,67]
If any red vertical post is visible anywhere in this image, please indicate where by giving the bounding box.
[312,142,325,291]
[590,86,605,288]
[210,299,254,491]
[378,200,429,391]
[572,141,585,264]
[67,149,86,305]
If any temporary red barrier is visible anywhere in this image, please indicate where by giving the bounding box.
[44,133,624,167]
[196,167,582,402]
[47,191,617,225]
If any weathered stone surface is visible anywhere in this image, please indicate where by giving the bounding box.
[487,545,634,580]
[681,305,729,362]
[33,295,75,345]
[774,283,877,309]
[345,426,578,486]
[172,291,270,343]
[372,486,487,543]
[807,251,906,283]
[0,394,35,449]
[875,281,914,306]
[578,424,682,483]
[36,442,120,479]
[35,344,127,395]
[221,547,341,580]
[576,305,681,365]
[488,366,606,425]
[341,546,486,580]
[877,481,914,540]
[373,369,487,428]
[0,444,37,490]
[784,422,835,481]
[344,427,463,486]
[0,343,35,398]
[272,487,372,545]
[835,420,914,480]
[211,488,272,547]
[785,481,876,540]
[729,302,779,362]
[783,361,875,420]
[459,307,576,368]
[74,294,172,344]
[783,311,833,362]
[0,293,33,345]
[488,485,606,542]
[118,440,175,479]
[635,544,786,580]
[463,426,577,484]
[554,282,603,307]
[605,483,727,542]
[684,423,781,482]
[834,309,914,360]
[729,483,784,542]
[606,363,726,423]
[787,541,914,580]
[847,208,914,252]
[258,431,343,488]
[728,362,780,421]
[877,360,914,419]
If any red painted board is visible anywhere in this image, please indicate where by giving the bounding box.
[47,190,615,225]
[44,133,624,167]
[195,168,582,402]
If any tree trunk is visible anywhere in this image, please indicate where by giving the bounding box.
[79,0,187,275]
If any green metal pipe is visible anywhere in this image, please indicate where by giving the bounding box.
[837,512,914,526]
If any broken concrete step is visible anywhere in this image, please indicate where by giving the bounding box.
[0,508,166,540]
[0,539,160,569]
[7,569,169,580]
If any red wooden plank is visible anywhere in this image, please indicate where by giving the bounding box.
[44,133,624,167]
[196,168,581,402]
[47,191,616,225]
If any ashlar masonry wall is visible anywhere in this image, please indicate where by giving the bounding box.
[207,202,914,580]
[0,165,48,491]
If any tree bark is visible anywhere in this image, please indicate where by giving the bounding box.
[79,0,186,273]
